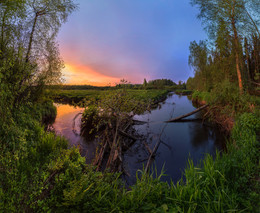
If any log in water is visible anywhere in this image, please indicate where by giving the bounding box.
[165,104,209,123]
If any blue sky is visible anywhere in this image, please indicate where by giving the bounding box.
[58,0,206,85]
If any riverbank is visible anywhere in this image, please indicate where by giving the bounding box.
[50,91,259,212]
[191,90,259,134]
[1,92,259,212]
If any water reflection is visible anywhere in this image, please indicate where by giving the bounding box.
[52,104,98,163]
[124,93,226,184]
[52,94,226,185]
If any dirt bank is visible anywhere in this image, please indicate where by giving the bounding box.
[192,98,235,134]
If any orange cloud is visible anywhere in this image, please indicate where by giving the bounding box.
[62,63,120,86]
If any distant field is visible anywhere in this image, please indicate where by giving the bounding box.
[51,89,169,105]
[127,89,169,103]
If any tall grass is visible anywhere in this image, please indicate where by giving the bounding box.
[36,112,257,212]
[1,99,259,212]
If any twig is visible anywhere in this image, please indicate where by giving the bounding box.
[142,140,153,155]
[160,140,172,150]
[118,130,137,141]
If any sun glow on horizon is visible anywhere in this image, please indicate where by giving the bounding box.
[62,63,120,86]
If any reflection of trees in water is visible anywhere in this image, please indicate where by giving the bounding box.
[183,106,226,150]
[189,123,210,148]
[188,121,226,151]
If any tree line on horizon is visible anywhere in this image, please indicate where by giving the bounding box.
[187,0,260,94]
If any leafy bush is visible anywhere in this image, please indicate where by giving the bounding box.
[192,90,211,102]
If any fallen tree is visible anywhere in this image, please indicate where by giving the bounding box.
[80,90,148,173]
[165,104,209,122]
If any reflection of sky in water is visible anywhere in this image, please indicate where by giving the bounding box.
[124,94,225,185]
[52,94,225,185]
[53,104,97,163]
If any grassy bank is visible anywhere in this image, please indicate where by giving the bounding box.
[190,80,260,131]
[1,92,259,212]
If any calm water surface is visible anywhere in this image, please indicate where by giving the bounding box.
[52,93,225,183]
[124,93,225,184]
[52,104,98,163]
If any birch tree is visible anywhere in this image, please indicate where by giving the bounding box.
[191,0,260,93]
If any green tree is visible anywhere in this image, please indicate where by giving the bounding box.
[191,0,260,93]
[143,78,147,89]
[189,40,210,91]
[0,0,77,107]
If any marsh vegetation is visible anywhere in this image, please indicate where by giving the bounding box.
[0,0,259,212]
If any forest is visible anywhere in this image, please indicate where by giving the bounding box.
[0,0,259,212]
[186,0,260,94]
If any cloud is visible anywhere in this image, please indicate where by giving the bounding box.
[63,63,120,86]
[58,0,206,84]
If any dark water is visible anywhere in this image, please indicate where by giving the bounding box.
[124,93,225,184]
[52,94,225,184]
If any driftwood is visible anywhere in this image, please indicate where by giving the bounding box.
[160,140,172,150]
[142,140,153,155]
[95,141,108,171]
[106,122,122,171]
[171,118,203,122]
[132,119,147,125]
[165,104,209,123]
[92,118,140,172]
[144,125,168,173]
[119,130,138,141]
[144,105,176,173]
[123,121,132,132]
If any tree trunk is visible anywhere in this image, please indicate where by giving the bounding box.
[166,104,209,122]
[25,13,38,62]
[244,7,260,38]
[0,9,7,53]
[253,35,260,82]
[231,2,243,94]
[244,37,252,87]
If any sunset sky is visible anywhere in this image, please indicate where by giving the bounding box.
[58,0,206,86]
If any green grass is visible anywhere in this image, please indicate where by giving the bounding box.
[1,92,259,212]
[127,89,169,102]
[175,89,193,95]
[52,89,104,103]
[47,112,260,212]
[52,89,169,105]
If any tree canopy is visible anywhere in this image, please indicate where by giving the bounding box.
[188,0,260,93]
[0,0,77,109]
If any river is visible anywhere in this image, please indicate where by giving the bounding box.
[52,93,225,184]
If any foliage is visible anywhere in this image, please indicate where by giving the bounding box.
[192,80,259,116]
[0,0,77,108]
[146,79,176,89]
[188,0,260,94]
[53,89,104,105]
[81,105,100,136]
[53,89,169,106]
[2,106,258,212]
[192,90,212,103]
[175,89,193,95]
[1,1,259,212]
